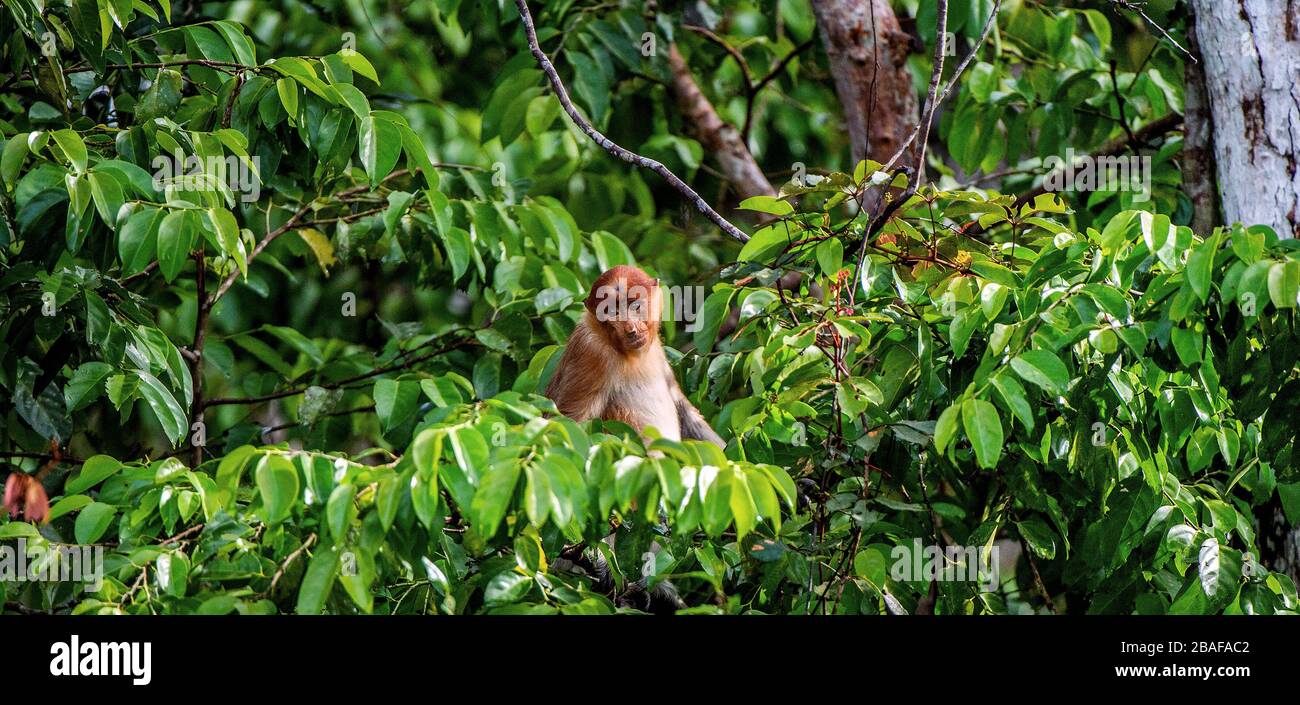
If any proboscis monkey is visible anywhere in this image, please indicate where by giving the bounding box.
[545,265,724,447]
[546,266,722,612]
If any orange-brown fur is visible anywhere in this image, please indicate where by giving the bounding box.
[546,266,723,447]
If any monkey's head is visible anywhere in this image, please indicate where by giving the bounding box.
[585,265,662,355]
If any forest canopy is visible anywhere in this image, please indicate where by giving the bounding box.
[1,0,1298,616]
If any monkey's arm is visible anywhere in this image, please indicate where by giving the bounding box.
[544,328,606,422]
[669,375,724,447]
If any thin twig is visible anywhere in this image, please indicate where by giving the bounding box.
[911,0,951,185]
[262,533,317,599]
[744,37,817,141]
[880,0,1002,176]
[261,405,376,438]
[160,523,206,546]
[1110,0,1196,63]
[205,334,471,407]
[514,0,748,243]
[1109,61,1139,152]
[1020,536,1059,614]
[683,24,753,92]
[65,59,264,75]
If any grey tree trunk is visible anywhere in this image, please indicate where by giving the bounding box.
[1190,0,1300,590]
[1189,0,1300,239]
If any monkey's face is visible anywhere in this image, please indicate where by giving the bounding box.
[586,265,662,354]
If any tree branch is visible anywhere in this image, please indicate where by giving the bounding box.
[204,334,472,408]
[1181,13,1218,235]
[910,0,949,184]
[190,248,207,467]
[810,0,917,166]
[1016,113,1183,205]
[745,37,818,141]
[1110,0,1196,63]
[666,44,775,201]
[880,0,1002,175]
[513,0,748,243]
[682,24,753,92]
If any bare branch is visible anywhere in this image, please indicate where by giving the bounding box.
[1111,0,1196,63]
[910,0,950,183]
[513,0,748,243]
[1016,113,1183,206]
[881,0,1002,175]
[204,333,472,408]
[667,44,775,200]
[683,24,753,92]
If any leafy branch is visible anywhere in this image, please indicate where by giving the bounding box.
[514,0,749,243]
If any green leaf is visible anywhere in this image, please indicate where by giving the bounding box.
[359,114,402,187]
[86,170,124,227]
[816,238,844,276]
[276,78,299,122]
[155,551,189,597]
[1,132,30,186]
[693,288,735,355]
[523,462,553,526]
[567,52,608,125]
[135,69,183,122]
[295,544,339,614]
[1010,350,1070,396]
[470,461,522,536]
[136,370,188,445]
[989,373,1034,432]
[156,209,196,282]
[373,378,419,433]
[738,196,793,216]
[737,224,794,263]
[1017,517,1057,559]
[1278,483,1300,525]
[340,50,380,84]
[524,94,561,135]
[327,483,356,540]
[65,454,122,494]
[333,82,371,123]
[1186,235,1219,303]
[437,227,472,281]
[484,570,531,606]
[1198,537,1226,600]
[64,362,114,412]
[118,207,164,278]
[934,403,960,453]
[729,467,758,539]
[255,454,300,527]
[50,129,87,173]
[48,495,93,521]
[215,445,257,498]
[1267,260,1299,309]
[74,502,117,544]
[961,398,1003,469]
[0,523,40,539]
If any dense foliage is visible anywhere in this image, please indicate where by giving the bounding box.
[1,0,1296,615]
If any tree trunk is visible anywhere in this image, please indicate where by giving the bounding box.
[1189,0,1300,239]
[1181,14,1218,237]
[1191,0,1300,590]
[810,0,918,166]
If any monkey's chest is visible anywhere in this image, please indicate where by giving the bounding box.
[599,376,681,441]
